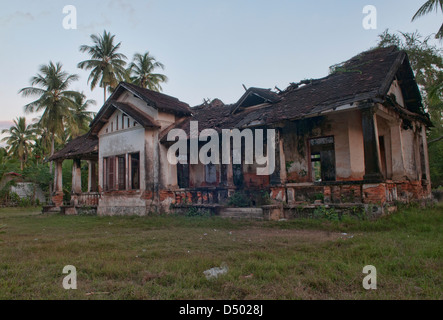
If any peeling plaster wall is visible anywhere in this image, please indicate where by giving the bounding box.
[97,125,147,216]
[283,110,365,183]
[119,91,158,119]
[387,80,406,108]
[283,126,310,183]
[376,115,393,179]
[401,127,418,180]
[347,110,365,180]
[324,113,351,180]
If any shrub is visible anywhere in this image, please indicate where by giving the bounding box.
[227,192,251,207]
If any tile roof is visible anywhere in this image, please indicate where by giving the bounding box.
[49,134,98,161]
[119,82,192,116]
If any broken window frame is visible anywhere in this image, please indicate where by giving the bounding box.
[130,152,140,190]
[117,155,126,190]
[308,136,336,182]
[104,156,116,191]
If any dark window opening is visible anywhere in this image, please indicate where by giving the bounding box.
[309,137,336,182]
[177,163,189,188]
[379,136,387,179]
[104,156,115,191]
[233,164,244,187]
[130,153,140,190]
[205,163,217,184]
[117,156,126,190]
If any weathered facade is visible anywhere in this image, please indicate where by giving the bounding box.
[48,46,433,218]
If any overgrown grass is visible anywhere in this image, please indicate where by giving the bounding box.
[0,204,442,299]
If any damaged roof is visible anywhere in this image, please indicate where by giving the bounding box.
[48,134,98,161]
[161,46,429,141]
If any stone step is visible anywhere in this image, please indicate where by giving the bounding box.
[219,207,264,219]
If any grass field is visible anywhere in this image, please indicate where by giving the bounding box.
[0,204,442,300]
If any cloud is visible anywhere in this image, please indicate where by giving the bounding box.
[0,121,14,131]
[0,10,50,27]
[0,11,35,26]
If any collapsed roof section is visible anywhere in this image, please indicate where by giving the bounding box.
[160,45,430,142]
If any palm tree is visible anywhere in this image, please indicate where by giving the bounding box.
[19,61,81,165]
[412,0,443,39]
[1,117,35,171]
[78,30,128,103]
[127,52,168,91]
[66,93,96,139]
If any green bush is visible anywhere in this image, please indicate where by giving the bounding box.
[227,192,251,207]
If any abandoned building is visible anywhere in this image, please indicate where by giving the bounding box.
[47,46,433,219]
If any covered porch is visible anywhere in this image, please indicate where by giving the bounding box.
[45,134,99,214]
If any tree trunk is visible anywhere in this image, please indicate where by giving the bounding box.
[49,135,55,202]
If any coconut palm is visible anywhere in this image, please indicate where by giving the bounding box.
[412,0,443,39]
[19,61,81,163]
[66,93,96,139]
[78,30,128,103]
[1,117,35,170]
[127,52,168,91]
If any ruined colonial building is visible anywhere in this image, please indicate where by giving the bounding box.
[48,46,432,218]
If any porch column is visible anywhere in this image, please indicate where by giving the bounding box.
[52,160,63,207]
[270,129,282,185]
[420,126,431,183]
[279,130,287,184]
[72,159,82,194]
[54,160,63,192]
[361,107,383,181]
[88,160,98,192]
[390,121,406,180]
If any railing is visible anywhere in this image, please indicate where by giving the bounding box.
[72,192,101,206]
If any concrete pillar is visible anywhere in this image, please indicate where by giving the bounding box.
[270,129,281,185]
[72,159,82,194]
[279,131,287,184]
[88,160,98,192]
[420,126,431,183]
[54,160,63,192]
[390,122,406,181]
[361,107,383,181]
[52,160,64,207]
[227,158,234,188]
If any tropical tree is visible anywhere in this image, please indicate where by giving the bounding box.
[127,52,168,91]
[78,30,128,103]
[66,93,96,139]
[412,0,443,39]
[19,61,81,165]
[1,117,35,170]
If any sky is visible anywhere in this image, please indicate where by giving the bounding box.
[0,0,441,134]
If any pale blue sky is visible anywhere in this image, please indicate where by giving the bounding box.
[0,0,441,130]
